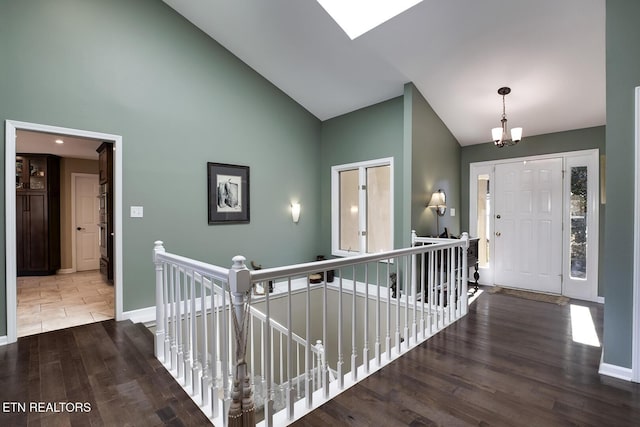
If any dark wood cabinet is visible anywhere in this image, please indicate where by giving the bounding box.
[16,154,60,276]
[97,142,114,283]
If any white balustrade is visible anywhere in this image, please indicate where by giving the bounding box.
[152,232,470,427]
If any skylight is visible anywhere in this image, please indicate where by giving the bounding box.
[317,0,424,40]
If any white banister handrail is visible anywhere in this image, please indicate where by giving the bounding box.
[250,240,460,283]
[156,250,230,281]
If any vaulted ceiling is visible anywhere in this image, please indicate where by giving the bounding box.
[163,0,605,146]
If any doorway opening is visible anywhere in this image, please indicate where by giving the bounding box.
[5,120,123,343]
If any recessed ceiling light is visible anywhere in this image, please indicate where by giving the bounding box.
[317,0,423,40]
[55,139,64,144]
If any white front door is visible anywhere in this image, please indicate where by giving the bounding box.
[75,174,100,271]
[494,158,563,293]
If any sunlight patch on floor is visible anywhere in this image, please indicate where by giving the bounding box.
[570,304,600,347]
[468,289,483,304]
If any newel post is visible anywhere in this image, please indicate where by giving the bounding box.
[227,255,256,427]
[153,241,166,362]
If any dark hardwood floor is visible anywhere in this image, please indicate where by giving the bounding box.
[1,289,638,426]
[294,289,640,427]
[0,320,211,426]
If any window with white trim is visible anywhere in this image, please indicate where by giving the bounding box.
[331,157,394,256]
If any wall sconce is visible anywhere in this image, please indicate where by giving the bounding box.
[291,202,301,223]
[427,189,447,235]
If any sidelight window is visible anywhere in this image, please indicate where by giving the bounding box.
[569,166,588,279]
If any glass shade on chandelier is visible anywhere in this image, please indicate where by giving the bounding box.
[491,87,523,148]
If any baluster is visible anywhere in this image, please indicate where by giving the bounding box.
[430,250,436,331]
[305,275,313,408]
[395,260,401,355]
[337,270,344,389]
[153,241,166,362]
[170,265,179,371]
[264,282,274,427]
[191,274,201,397]
[375,262,381,367]
[260,311,266,401]
[449,247,455,323]
[455,245,462,316]
[249,307,255,394]
[411,249,418,344]
[322,271,329,398]
[437,249,447,330]
[448,247,453,323]
[296,343,301,399]
[428,250,434,336]
[286,276,295,420]
[419,251,426,339]
[386,262,391,361]
[410,253,417,345]
[175,267,185,382]
[183,271,192,389]
[200,276,211,411]
[351,267,358,381]
[363,263,369,374]
[279,329,284,394]
[315,340,324,392]
[403,256,409,351]
[163,263,171,365]
[221,278,230,421]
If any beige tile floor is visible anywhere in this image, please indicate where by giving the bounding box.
[17,270,114,337]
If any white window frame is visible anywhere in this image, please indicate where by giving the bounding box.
[331,157,394,257]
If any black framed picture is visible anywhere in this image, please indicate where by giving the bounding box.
[207,162,250,224]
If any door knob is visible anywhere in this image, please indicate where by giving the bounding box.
[76,227,85,231]
[496,214,501,219]
[495,232,501,237]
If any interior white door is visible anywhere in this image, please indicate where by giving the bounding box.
[494,159,563,293]
[75,174,100,271]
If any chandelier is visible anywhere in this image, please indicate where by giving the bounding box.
[491,87,523,147]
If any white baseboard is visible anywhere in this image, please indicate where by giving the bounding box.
[596,296,605,304]
[57,268,75,274]
[599,361,633,381]
[122,306,156,324]
[0,335,8,346]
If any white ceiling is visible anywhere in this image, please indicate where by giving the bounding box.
[163,0,605,146]
[16,130,102,160]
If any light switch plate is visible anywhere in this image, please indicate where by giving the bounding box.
[130,206,144,218]
[450,208,456,217]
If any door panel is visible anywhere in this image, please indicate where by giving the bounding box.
[75,175,100,271]
[494,159,563,293]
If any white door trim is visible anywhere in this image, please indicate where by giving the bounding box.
[5,120,123,344]
[633,86,640,383]
[71,173,100,273]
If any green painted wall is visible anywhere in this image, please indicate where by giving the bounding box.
[460,126,606,295]
[318,97,405,255]
[318,85,462,257]
[0,0,321,332]
[406,83,461,238]
[603,0,640,368]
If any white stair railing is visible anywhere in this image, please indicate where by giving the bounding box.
[153,232,470,427]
